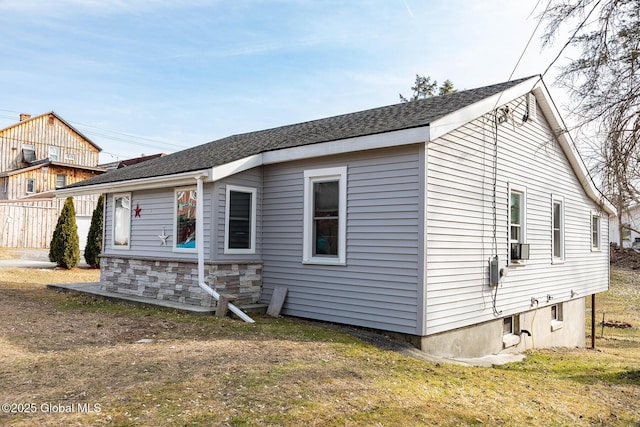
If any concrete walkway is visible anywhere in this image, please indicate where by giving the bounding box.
[0,248,88,268]
[47,282,218,314]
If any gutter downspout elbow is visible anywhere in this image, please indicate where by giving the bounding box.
[195,175,254,323]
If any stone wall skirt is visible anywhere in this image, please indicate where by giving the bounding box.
[100,255,263,307]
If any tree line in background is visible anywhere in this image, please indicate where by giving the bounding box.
[399,75,456,102]
[539,0,639,245]
[48,195,103,269]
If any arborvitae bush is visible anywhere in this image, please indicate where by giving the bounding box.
[84,194,104,268]
[49,197,80,269]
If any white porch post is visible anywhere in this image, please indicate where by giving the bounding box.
[196,175,205,285]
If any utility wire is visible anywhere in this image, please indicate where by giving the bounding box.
[0,109,189,152]
[541,0,603,79]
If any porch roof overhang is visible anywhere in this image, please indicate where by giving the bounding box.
[55,169,211,197]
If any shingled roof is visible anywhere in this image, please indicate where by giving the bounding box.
[67,76,535,189]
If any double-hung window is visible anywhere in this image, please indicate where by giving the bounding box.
[552,196,565,262]
[175,188,197,252]
[591,213,601,250]
[113,193,131,248]
[55,174,67,189]
[509,185,526,263]
[26,178,35,194]
[303,167,347,265]
[48,146,60,162]
[224,185,257,254]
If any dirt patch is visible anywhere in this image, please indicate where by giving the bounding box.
[601,320,634,329]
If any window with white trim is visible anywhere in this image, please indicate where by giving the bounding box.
[48,146,60,161]
[224,185,257,254]
[551,303,564,331]
[26,178,35,193]
[502,314,521,348]
[503,315,516,335]
[591,213,601,250]
[303,167,347,265]
[509,185,526,262]
[552,197,564,261]
[55,174,66,189]
[112,193,131,248]
[175,188,197,252]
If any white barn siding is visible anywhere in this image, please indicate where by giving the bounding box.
[425,95,610,335]
[103,185,214,260]
[261,145,423,334]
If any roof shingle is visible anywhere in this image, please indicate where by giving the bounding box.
[68,76,535,188]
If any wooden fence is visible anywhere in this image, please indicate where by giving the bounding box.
[0,196,98,249]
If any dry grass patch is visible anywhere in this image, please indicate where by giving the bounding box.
[0,266,638,426]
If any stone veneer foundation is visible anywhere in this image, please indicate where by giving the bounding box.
[100,254,262,308]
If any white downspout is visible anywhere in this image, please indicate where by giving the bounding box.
[195,175,255,323]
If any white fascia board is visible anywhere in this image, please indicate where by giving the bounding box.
[531,83,616,216]
[54,169,210,197]
[262,126,429,165]
[208,126,429,182]
[429,77,540,141]
[210,154,263,181]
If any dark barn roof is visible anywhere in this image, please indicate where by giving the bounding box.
[67,76,534,189]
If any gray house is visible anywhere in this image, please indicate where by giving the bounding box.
[59,76,615,358]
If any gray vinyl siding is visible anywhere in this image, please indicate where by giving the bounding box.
[103,185,214,260]
[261,145,422,334]
[212,168,263,261]
[425,95,610,335]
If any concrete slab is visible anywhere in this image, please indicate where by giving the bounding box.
[0,249,89,268]
[47,282,216,314]
[454,353,526,367]
[266,286,288,317]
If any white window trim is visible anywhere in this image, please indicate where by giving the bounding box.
[303,166,347,265]
[552,195,565,263]
[174,187,198,253]
[112,193,131,250]
[224,185,257,255]
[508,183,527,265]
[55,174,67,189]
[48,145,60,162]
[550,303,564,331]
[502,315,521,349]
[591,212,601,251]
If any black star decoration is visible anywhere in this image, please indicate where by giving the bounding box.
[134,203,142,218]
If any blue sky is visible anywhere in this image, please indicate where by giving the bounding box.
[0,1,566,163]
